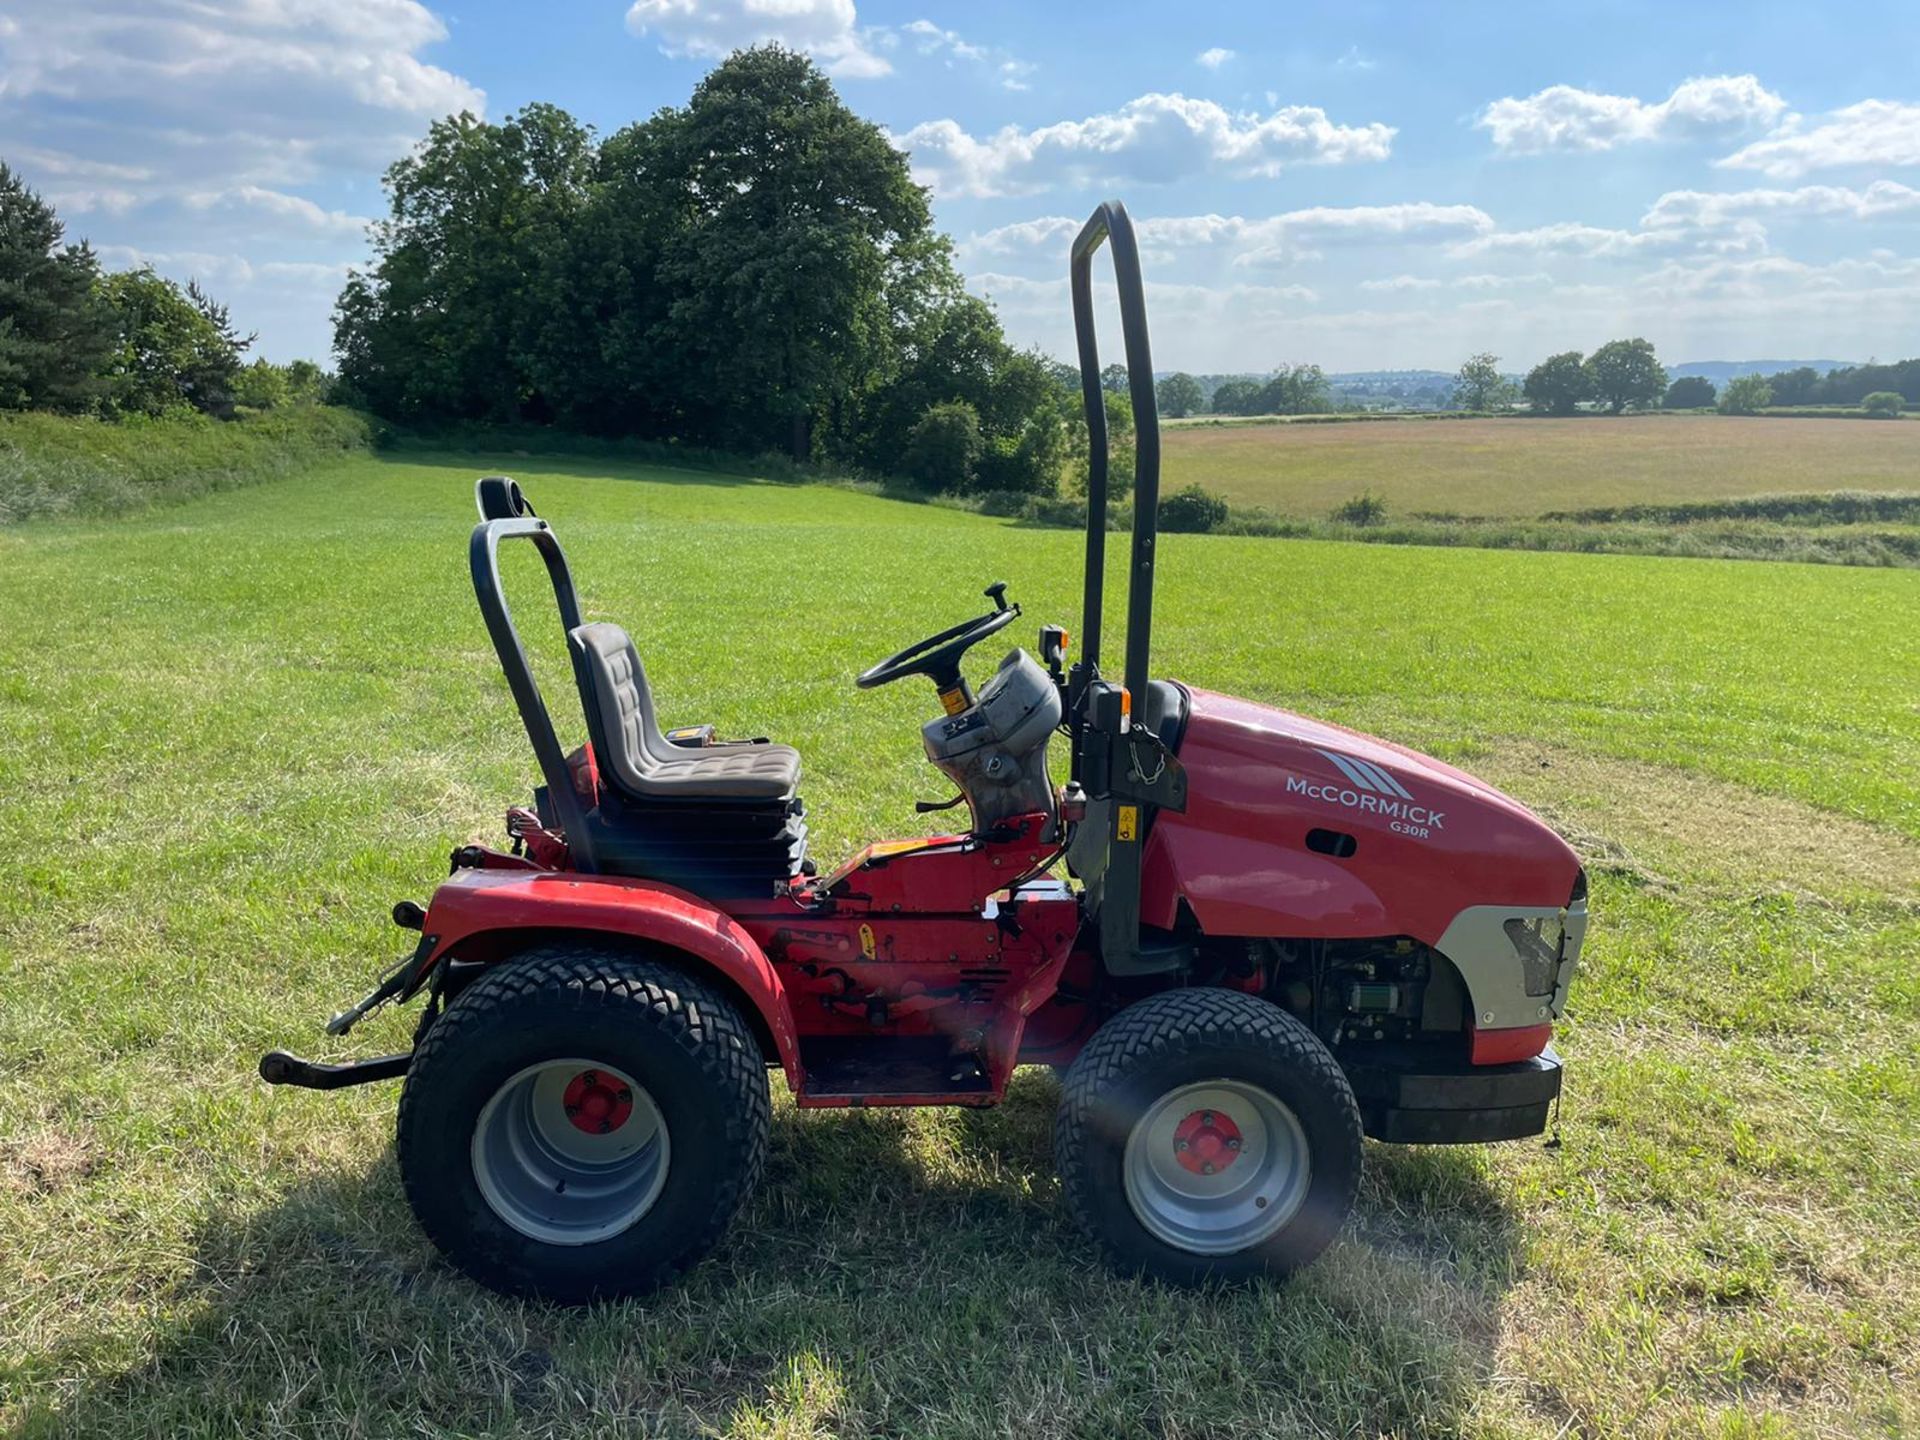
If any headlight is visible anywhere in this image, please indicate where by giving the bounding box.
[1503,913,1565,997]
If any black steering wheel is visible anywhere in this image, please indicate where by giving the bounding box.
[856,583,1021,696]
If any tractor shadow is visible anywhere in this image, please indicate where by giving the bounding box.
[29,1069,1525,1436]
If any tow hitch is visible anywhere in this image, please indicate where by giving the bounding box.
[258,904,434,1090]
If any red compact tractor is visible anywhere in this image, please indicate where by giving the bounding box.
[262,203,1586,1302]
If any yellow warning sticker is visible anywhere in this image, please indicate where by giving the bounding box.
[1116,805,1139,842]
[859,923,876,959]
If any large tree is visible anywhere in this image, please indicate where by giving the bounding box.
[1523,352,1589,416]
[1584,338,1666,414]
[648,47,937,458]
[0,163,115,412]
[98,269,252,418]
[1664,375,1716,409]
[1155,372,1204,418]
[335,103,595,423]
[1261,363,1330,415]
[1453,352,1514,411]
[1209,378,1262,415]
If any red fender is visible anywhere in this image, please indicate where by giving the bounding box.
[417,867,803,1090]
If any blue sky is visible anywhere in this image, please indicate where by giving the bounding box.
[5,1,1917,372]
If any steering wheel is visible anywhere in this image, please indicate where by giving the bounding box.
[856,583,1021,696]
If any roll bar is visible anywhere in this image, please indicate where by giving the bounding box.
[1065,202,1186,978]
[1070,199,1160,712]
[467,477,599,872]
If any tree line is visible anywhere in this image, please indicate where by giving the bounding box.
[0,165,326,420]
[333,48,1069,496]
[1458,345,1912,418]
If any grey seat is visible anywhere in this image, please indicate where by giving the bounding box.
[568,622,801,802]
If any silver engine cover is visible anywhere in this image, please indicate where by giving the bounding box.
[921,649,1061,832]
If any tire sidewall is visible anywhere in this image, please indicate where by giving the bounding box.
[1069,1029,1359,1283]
[401,985,751,1302]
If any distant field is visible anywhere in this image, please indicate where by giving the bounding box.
[1163,414,1920,518]
[4,453,1918,1436]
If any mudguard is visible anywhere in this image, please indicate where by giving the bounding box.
[415,867,803,1089]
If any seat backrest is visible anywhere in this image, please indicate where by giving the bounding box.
[568,622,662,797]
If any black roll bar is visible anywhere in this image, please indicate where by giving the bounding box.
[467,484,599,873]
[1070,200,1160,711]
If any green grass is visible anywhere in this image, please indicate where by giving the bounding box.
[0,407,381,523]
[3,451,1918,1437]
[1163,414,1920,519]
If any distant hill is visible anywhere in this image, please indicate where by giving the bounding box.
[1670,360,1856,383]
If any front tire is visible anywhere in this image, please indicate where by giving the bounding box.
[1055,987,1362,1284]
[397,946,770,1304]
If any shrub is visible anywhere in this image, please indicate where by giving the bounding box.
[1664,375,1717,409]
[1331,491,1388,526]
[902,400,983,492]
[1863,391,1904,418]
[974,414,1064,496]
[1718,374,1773,415]
[1158,483,1229,533]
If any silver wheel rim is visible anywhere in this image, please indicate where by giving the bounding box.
[1122,1078,1311,1255]
[470,1058,669,1246]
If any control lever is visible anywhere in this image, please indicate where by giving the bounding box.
[984,581,1010,612]
[915,794,967,814]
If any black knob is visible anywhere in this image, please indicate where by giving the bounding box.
[984,581,1010,611]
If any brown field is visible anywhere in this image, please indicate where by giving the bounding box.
[1162,414,1920,517]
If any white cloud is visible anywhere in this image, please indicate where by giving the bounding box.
[902,17,1033,90]
[895,95,1395,198]
[186,186,374,238]
[1643,180,1920,230]
[1335,46,1376,73]
[1360,271,1549,292]
[0,1,481,123]
[1478,75,1786,154]
[1449,222,1683,259]
[1196,47,1235,69]
[1716,100,1920,179]
[961,203,1493,264]
[625,0,890,78]
[0,0,485,360]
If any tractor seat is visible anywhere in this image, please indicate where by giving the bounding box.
[568,622,801,802]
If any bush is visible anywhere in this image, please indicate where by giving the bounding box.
[974,414,1064,496]
[1863,391,1904,418]
[1664,375,1717,409]
[0,405,378,522]
[1331,491,1388,526]
[902,400,983,492]
[1718,374,1773,415]
[1158,483,1229,533]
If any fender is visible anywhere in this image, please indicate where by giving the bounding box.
[417,867,803,1090]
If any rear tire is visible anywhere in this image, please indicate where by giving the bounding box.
[1055,987,1362,1284]
[397,946,769,1303]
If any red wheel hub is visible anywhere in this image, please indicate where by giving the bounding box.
[562,1069,634,1135]
[1172,1107,1244,1175]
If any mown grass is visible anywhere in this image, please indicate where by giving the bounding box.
[0,408,380,523]
[1163,414,1920,519]
[2,451,1918,1437]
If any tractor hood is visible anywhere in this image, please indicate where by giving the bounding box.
[1140,686,1583,950]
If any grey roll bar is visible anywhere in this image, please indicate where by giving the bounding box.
[1070,199,1161,714]
[467,480,599,872]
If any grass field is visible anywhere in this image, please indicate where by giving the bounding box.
[3,451,1919,1437]
[1163,414,1920,519]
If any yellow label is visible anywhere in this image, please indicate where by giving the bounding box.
[1116,805,1138,842]
[858,923,876,959]
[939,687,968,716]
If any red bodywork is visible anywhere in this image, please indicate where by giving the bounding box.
[415,688,1580,1104]
[1144,688,1579,935]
